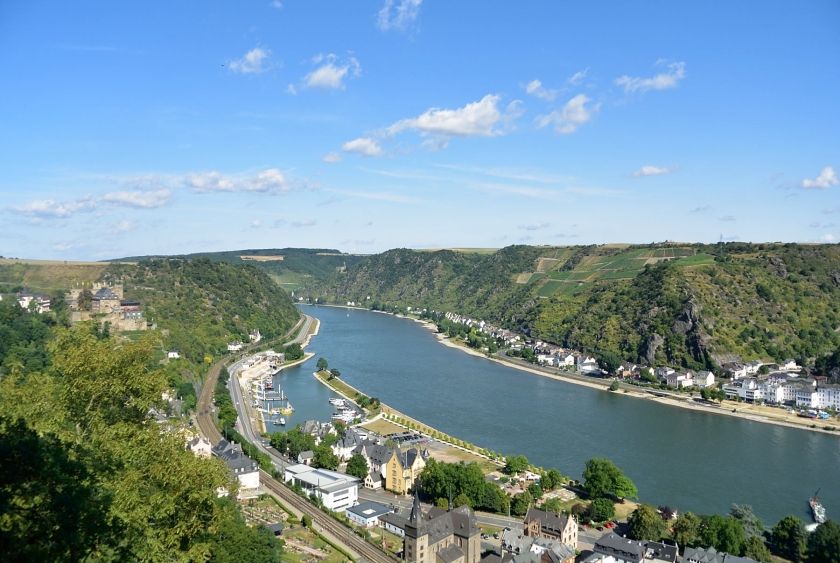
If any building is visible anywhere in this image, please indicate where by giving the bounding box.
[298,450,314,466]
[694,371,715,388]
[683,546,759,563]
[665,371,694,389]
[91,286,121,313]
[384,448,426,495]
[346,501,394,528]
[403,491,481,563]
[168,350,181,359]
[227,341,244,352]
[16,292,51,314]
[186,435,212,458]
[523,508,577,550]
[381,512,408,537]
[501,528,576,563]
[581,533,677,563]
[212,439,260,495]
[282,464,359,512]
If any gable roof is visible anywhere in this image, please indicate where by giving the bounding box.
[436,544,465,563]
[524,508,573,535]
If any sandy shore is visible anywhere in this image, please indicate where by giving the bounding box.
[309,304,840,437]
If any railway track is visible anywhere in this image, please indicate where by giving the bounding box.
[262,472,395,563]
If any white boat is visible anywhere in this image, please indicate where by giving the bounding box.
[811,489,827,524]
[279,417,286,426]
[329,398,345,406]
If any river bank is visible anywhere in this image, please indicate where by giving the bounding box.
[313,305,840,436]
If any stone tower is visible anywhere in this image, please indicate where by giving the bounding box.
[403,490,428,563]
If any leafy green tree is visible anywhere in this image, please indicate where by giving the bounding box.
[209,500,282,563]
[316,357,328,371]
[301,514,312,528]
[527,483,543,500]
[312,445,339,470]
[730,504,764,539]
[504,455,529,475]
[511,491,533,516]
[436,498,449,510]
[609,380,620,391]
[627,504,666,541]
[329,368,341,379]
[454,493,472,508]
[587,498,615,522]
[541,469,564,491]
[284,343,303,361]
[582,458,638,500]
[269,431,288,453]
[284,426,317,459]
[699,515,745,556]
[807,520,840,563]
[542,498,563,514]
[77,288,93,311]
[742,536,771,563]
[671,512,701,548]
[770,515,806,562]
[345,454,369,479]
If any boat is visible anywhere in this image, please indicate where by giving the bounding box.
[278,417,286,426]
[810,489,827,524]
[329,398,345,406]
[264,378,274,391]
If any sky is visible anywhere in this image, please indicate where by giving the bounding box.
[1,1,839,260]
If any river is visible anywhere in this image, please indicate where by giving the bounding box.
[272,304,839,525]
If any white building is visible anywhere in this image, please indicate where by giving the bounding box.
[212,439,260,496]
[694,371,715,388]
[227,342,244,352]
[816,385,840,410]
[665,371,694,389]
[167,350,181,359]
[283,464,359,512]
[186,435,212,458]
[346,501,393,528]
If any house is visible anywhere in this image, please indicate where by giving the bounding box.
[559,353,576,367]
[298,450,314,466]
[523,508,577,550]
[745,361,764,375]
[16,292,51,314]
[694,371,715,388]
[301,419,337,444]
[167,350,181,359]
[384,448,426,495]
[212,439,260,495]
[501,528,576,563]
[227,341,244,352]
[683,546,759,563]
[364,470,383,490]
[381,511,408,537]
[403,491,481,563]
[186,435,212,458]
[346,501,394,528]
[655,367,675,379]
[282,464,359,512]
[582,533,677,563]
[665,371,694,389]
[249,329,262,343]
[779,359,800,372]
[332,428,369,461]
[722,363,748,380]
[616,364,638,378]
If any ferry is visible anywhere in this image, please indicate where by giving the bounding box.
[810,489,827,524]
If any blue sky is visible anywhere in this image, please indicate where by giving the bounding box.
[1,1,838,259]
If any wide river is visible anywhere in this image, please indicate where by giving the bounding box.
[273,305,839,525]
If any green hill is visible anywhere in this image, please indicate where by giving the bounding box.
[317,243,840,369]
[115,248,367,292]
[105,258,300,364]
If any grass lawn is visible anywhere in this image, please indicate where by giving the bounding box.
[537,280,566,297]
[315,371,363,401]
[674,253,715,267]
[359,418,404,436]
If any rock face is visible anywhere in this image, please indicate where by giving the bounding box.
[642,333,665,365]
[832,271,840,287]
[672,299,701,335]
[768,256,788,278]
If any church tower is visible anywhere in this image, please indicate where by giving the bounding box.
[403,490,428,563]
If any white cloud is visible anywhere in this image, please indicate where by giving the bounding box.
[633,165,673,177]
[229,47,270,74]
[525,79,558,101]
[103,189,171,209]
[719,215,736,222]
[323,152,342,163]
[518,222,550,231]
[536,94,599,134]
[304,54,360,90]
[186,169,288,193]
[12,197,95,218]
[342,137,383,157]
[270,1,283,8]
[250,219,262,229]
[388,94,511,138]
[820,233,837,242]
[616,61,686,93]
[291,218,317,228]
[377,0,422,32]
[801,166,838,189]
[112,219,135,234]
[567,68,588,86]
[690,205,711,213]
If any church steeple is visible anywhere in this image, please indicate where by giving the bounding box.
[404,488,424,539]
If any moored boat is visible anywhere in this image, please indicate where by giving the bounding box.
[810,489,827,524]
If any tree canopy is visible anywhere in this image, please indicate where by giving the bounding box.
[627,504,665,541]
[582,458,638,500]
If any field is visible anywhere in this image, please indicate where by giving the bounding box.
[533,247,709,297]
[241,255,285,262]
[270,272,313,292]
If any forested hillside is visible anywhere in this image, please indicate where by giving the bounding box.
[0,304,281,561]
[106,258,300,364]
[319,243,840,369]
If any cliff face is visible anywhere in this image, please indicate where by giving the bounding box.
[322,243,840,369]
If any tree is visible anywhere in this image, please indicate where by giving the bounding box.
[527,483,543,500]
[671,512,701,548]
[77,289,93,311]
[312,445,339,471]
[730,504,764,539]
[504,455,529,475]
[627,504,666,541]
[699,515,745,556]
[284,427,316,460]
[542,469,564,491]
[770,515,806,562]
[435,498,449,510]
[329,368,341,379]
[453,493,472,508]
[582,458,638,500]
[511,491,533,516]
[316,357,328,371]
[542,498,564,514]
[609,380,620,391]
[284,343,303,361]
[345,454,369,479]
[301,514,312,528]
[209,501,283,563]
[807,520,840,563]
[742,536,771,563]
[598,351,622,375]
[587,498,615,523]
